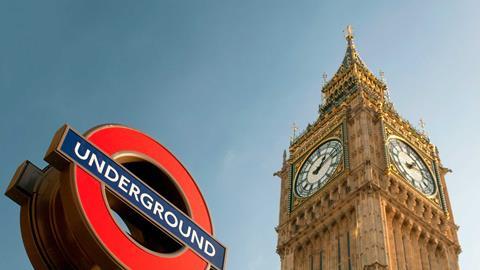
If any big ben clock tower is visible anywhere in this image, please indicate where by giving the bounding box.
[275,26,461,270]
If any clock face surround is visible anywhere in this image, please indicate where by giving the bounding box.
[387,138,436,196]
[295,139,343,198]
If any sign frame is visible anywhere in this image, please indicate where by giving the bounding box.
[45,124,227,270]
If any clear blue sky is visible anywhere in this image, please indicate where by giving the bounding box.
[1,1,479,269]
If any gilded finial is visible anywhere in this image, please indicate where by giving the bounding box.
[292,122,298,137]
[290,122,299,143]
[379,70,385,82]
[419,118,427,136]
[345,25,354,40]
[380,70,391,101]
[344,25,355,47]
[321,73,328,103]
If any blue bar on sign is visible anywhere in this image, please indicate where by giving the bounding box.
[59,129,226,270]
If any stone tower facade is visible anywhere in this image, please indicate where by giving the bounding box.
[275,27,461,270]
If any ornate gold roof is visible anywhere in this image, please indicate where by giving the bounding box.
[290,26,433,151]
[321,25,386,109]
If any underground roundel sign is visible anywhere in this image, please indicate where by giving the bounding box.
[41,124,227,269]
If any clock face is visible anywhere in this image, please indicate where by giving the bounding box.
[295,140,343,198]
[387,138,436,195]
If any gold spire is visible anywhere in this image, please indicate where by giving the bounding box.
[338,25,366,72]
[320,25,368,93]
[322,25,383,99]
[320,26,386,108]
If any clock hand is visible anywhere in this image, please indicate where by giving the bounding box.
[312,148,340,175]
[410,165,422,173]
[405,160,417,169]
[405,162,423,181]
[312,156,326,175]
[313,152,337,175]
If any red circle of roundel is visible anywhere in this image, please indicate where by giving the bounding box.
[73,125,212,269]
